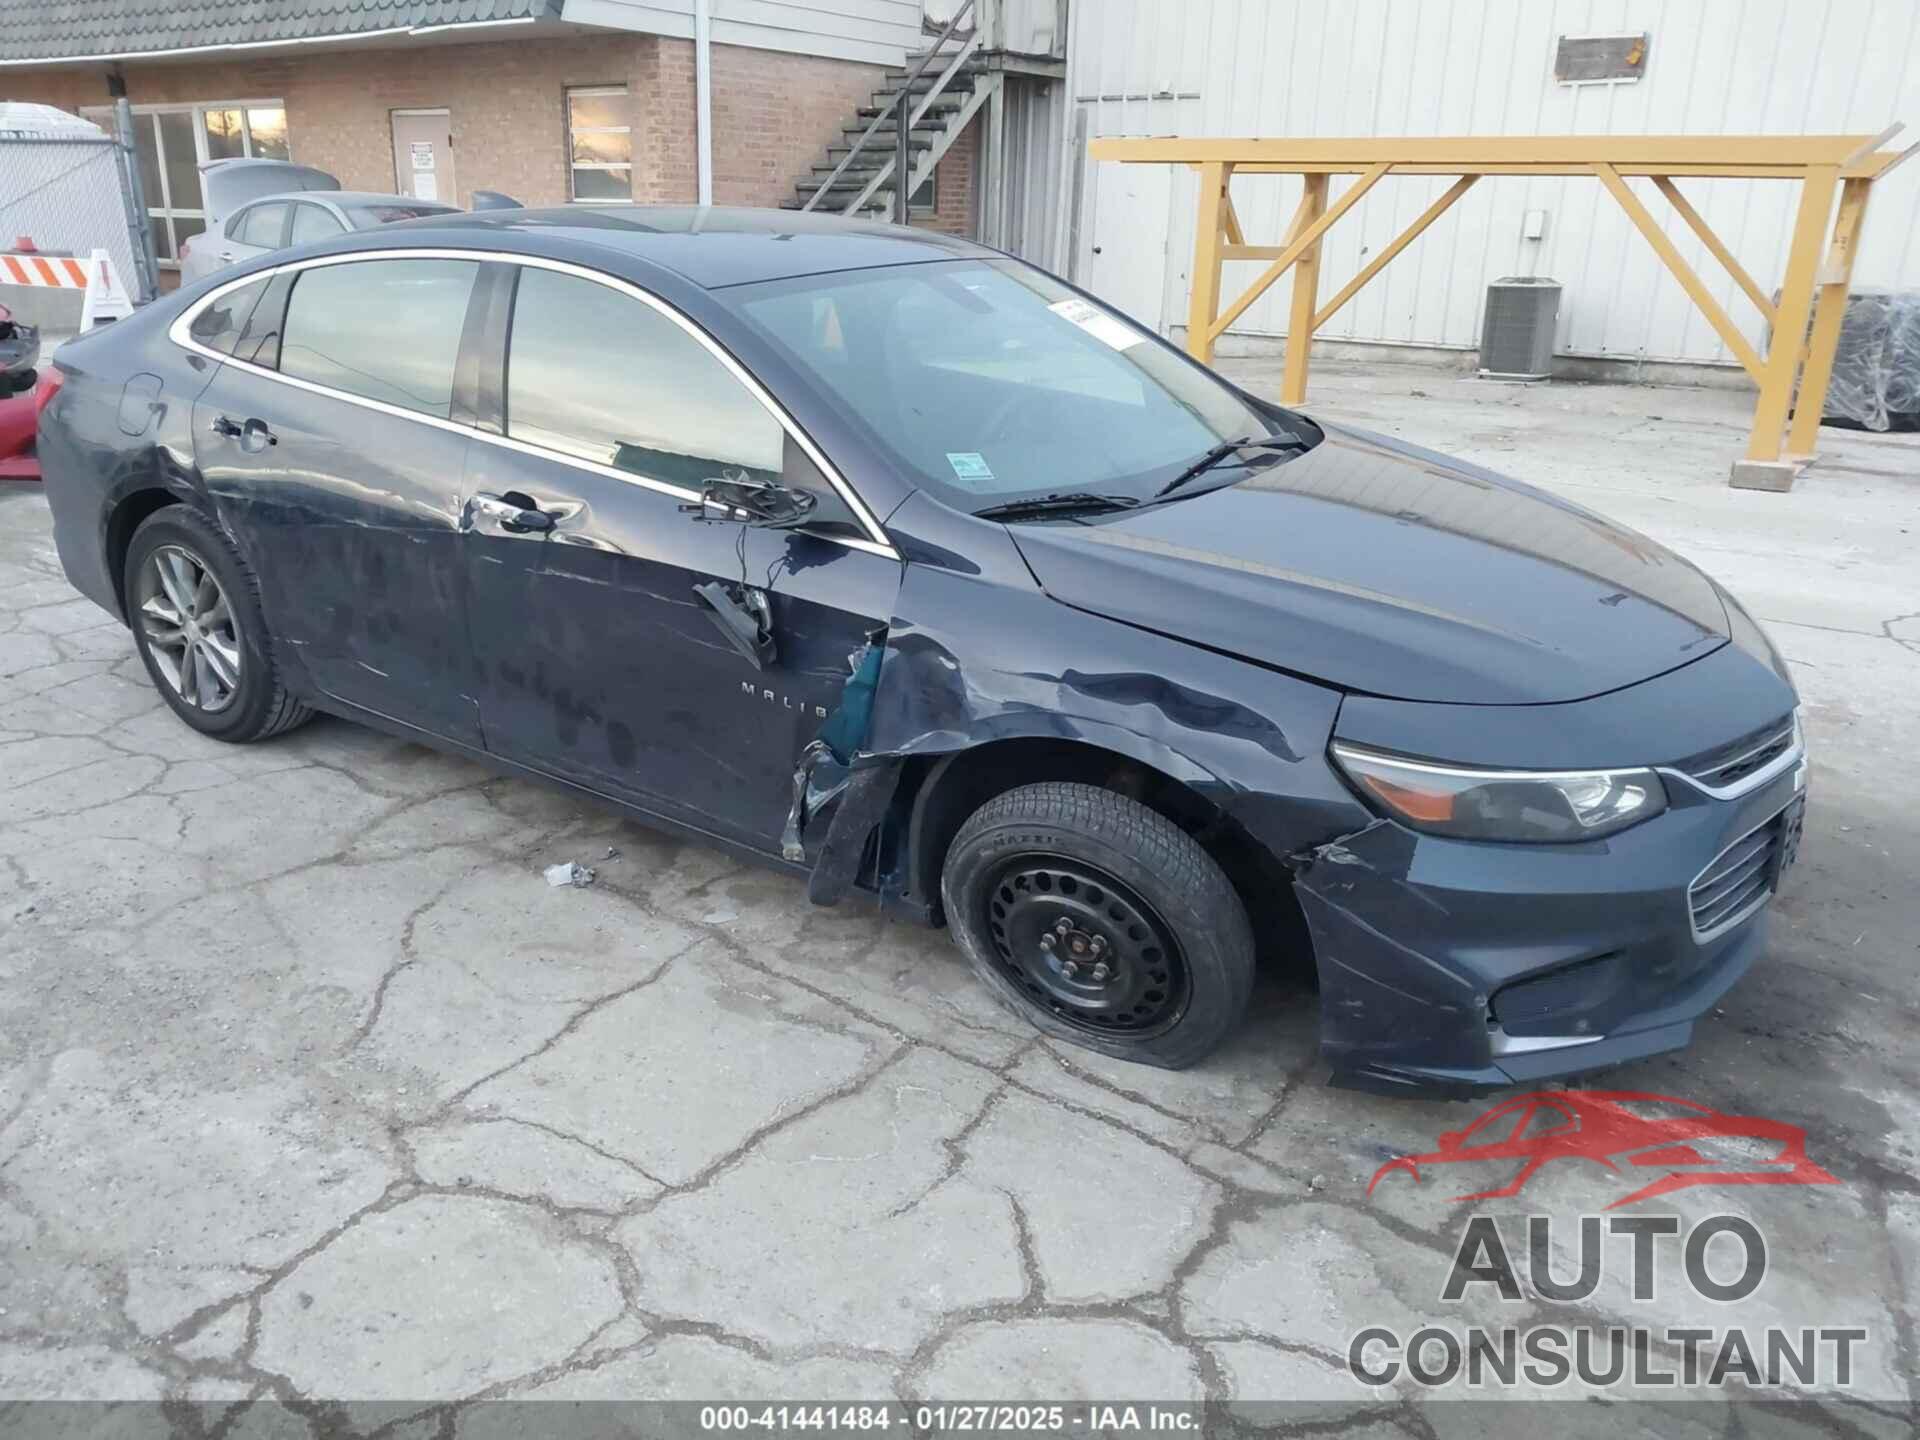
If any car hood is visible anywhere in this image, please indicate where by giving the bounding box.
[1008,421,1729,705]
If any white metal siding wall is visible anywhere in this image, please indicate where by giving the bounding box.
[1069,0,1920,366]
[563,0,924,65]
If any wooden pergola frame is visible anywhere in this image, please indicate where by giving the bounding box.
[1088,132,1917,489]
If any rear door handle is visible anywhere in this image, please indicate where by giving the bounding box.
[469,491,556,533]
[212,414,275,450]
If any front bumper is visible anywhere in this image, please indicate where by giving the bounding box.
[1294,757,1804,1096]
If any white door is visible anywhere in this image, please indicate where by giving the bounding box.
[1081,159,1172,334]
[391,110,455,206]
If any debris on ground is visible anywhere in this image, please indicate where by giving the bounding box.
[544,862,597,888]
[604,846,621,860]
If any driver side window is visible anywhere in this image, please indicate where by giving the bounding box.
[503,266,857,531]
[505,265,783,487]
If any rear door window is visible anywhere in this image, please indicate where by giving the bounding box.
[188,277,269,355]
[278,258,479,418]
[289,202,345,245]
[232,202,288,248]
[233,271,294,368]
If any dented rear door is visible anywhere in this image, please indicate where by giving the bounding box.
[194,255,483,745]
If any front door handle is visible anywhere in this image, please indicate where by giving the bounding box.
[468,491,555,533]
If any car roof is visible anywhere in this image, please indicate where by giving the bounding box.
[372,204,994,289]
[327,191,458,208]
[242,191,452,210]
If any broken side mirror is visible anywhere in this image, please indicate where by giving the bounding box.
[680,470,818,530]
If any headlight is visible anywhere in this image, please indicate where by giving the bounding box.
[1330,742,1668,842]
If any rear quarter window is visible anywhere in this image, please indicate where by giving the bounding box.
[232,203,288,248]
[187,277,269,355]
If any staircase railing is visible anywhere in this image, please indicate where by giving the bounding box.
[799,0,980,221]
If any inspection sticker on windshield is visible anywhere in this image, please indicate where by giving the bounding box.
[1048,297,1146,352]
[946,452,996,487]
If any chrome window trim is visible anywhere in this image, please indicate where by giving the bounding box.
[1687,794,1797,944]
[168,247,901,560]
[1658,714,1803,801]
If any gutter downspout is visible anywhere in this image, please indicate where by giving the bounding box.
[694,0,713,206]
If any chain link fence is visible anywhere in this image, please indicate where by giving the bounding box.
[0,104,158,322]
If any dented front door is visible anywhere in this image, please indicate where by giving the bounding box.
[463,260,900,849]
[462,438,896,846]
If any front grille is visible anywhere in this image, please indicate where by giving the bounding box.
[1682,716,1796,792]
[1688,809,1786,940]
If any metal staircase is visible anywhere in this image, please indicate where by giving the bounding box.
[788,0,1001,222]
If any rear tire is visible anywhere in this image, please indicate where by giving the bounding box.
[125,506,313,744]
[941,781,1255,1069]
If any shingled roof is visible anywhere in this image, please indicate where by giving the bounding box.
[0,0,566,65]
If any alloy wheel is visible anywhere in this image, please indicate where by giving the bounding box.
[983,856,1192,1039]
[137,544,243,713]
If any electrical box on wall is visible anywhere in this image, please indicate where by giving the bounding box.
[1555,33,1650,84]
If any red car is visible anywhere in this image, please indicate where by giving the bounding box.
[1368,1090,1838,1209]
[0,302,57,480]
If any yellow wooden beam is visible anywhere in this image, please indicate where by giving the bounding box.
[1185,160,1230,364]
[1282,174,1329,406]
[1220,182,1246,246]
[1278,184,1315,247]
[1114,130,1907,469]
[1651,176,1776,326]
[1594,162,1764,381]
[1746,165,1840,461]
[1206,162,1390,345]
[1217,162,1846,178]
[1787,175,1871,456]
[1313,175,1477,332]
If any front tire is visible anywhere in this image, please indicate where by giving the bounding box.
[125,506,313,743]
[941,782,1255,1069]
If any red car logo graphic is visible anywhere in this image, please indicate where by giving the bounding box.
[1367,1091,1838,1210]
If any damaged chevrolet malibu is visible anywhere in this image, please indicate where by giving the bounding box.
[39,208,1808,1091]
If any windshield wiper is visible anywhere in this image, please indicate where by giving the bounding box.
[1154,433,1309,500]
[974,492,1142,521]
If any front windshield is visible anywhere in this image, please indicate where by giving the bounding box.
[727,258,1304,512]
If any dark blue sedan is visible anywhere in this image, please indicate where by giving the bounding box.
[37,207,1806,1088]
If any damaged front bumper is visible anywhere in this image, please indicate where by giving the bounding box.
[1293,759,1805,1096]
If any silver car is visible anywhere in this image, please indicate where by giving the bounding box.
[180,159,457,283]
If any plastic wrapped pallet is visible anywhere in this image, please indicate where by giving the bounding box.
[1820,289,1920,432]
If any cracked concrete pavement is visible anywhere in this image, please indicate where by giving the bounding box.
[0,368,1917,1431]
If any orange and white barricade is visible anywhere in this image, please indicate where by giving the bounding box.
[0,247,134,330]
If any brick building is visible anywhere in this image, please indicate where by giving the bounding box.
[0,0,1042,281]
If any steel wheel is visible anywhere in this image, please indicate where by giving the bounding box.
[135,544,243,714]
[983,856,1192,1039]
